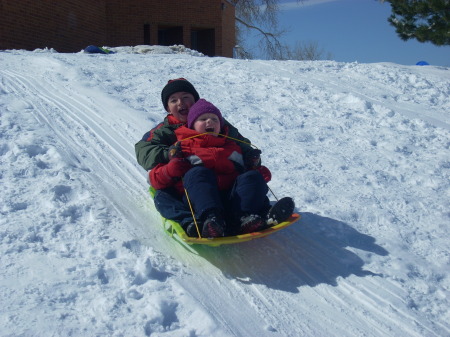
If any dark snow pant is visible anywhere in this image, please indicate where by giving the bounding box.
[153,166,271,234]
[153,187,193,227]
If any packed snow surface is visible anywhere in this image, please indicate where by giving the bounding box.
[0,46,449,336]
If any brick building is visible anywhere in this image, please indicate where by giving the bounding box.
[0,0,236,57]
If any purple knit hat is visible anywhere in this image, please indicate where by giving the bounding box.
[187,99,224,130]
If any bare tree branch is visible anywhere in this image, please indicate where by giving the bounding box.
[232,0,330,61]
[235,16,286,59]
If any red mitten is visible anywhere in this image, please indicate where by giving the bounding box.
[165,158,192,178]
[257,165,272,183]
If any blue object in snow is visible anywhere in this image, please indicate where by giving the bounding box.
[416,61,429,66]
[84,45,114,54]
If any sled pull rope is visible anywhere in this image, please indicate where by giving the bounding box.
[268,185,279,202]
[177,131,256,149]
[183,183,202,238]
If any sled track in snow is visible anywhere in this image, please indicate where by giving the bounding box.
[1,69,143,197]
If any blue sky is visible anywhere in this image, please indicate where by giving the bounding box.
[250,0,450,66]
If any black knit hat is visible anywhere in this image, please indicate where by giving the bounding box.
[161,78,200,111]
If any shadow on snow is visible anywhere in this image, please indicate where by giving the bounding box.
[191,212,389,293]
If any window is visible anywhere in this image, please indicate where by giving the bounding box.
[158,26,183,46]
[191,28,215,56]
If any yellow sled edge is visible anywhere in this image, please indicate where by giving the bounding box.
[166,214,301,246]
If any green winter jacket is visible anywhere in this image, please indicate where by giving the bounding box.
[135,116,254,171]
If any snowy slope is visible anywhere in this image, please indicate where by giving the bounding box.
[0,47,449,337]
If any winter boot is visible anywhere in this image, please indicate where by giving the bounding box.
[202,209,225,238]
[185,222,201,237]
[239,214,265,234]
[266,197,295,226]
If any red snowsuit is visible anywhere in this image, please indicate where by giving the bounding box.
[150,125,244,195]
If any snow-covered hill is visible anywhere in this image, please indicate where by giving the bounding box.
[0,47,449,336]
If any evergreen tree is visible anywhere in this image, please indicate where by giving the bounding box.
[384,0,450,46]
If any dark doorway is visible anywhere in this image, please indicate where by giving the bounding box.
[143,24,150,44]
[158,26,183,46]
[191,28,215,56]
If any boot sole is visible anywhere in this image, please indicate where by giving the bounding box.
[267,197,295,226]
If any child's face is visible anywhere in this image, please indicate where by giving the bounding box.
[167,92,196,123]
[193,113,221,135]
